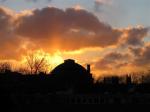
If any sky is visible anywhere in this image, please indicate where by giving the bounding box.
[0,0,150,79]
[1,0,150,27]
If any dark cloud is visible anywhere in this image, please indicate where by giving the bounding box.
[0,8,12,37]
[121,27,149,47]
[0,8,24,60]
[0,7,121,60]
[129,47,143,57]
[16,7,121,51]
[131,44,150,66]
[0,6,149,66]
[95,52,130,70]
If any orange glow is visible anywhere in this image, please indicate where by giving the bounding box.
[47,52,64,68]
[20,50,63,72]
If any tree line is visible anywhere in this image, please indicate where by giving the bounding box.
[0,53,50,75]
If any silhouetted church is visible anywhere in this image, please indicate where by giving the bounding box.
[1,59,150,106]
[50,59,93,92]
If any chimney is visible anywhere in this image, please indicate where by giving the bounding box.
[87,64,91,73]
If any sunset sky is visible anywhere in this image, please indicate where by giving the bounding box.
[0,0,150,79]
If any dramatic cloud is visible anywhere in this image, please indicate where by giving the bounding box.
[120,26,149,47]
[0,6,122,60]
[131,44,150,67]
[0,7,12,37]
[95,52,130,70]
[0,7,18,59]
[93,26,150,74]
[129,47,143,57]
[16,7,122,51]
[0,6,150,76]
[0,7,33,60]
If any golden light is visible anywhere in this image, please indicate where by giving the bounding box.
[20,50,64,72]
[46,52,64,69]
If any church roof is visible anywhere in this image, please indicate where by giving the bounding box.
[50,59,93,90]
[51,59,89,77]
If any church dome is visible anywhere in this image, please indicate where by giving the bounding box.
[51,59,88,75]
[50,59,93,89]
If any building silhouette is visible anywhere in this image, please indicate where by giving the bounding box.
[50,59,93,93]
[1,59,150,106]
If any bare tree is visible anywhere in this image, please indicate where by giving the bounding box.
[0,62,12,73]
[26,53,49,75]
